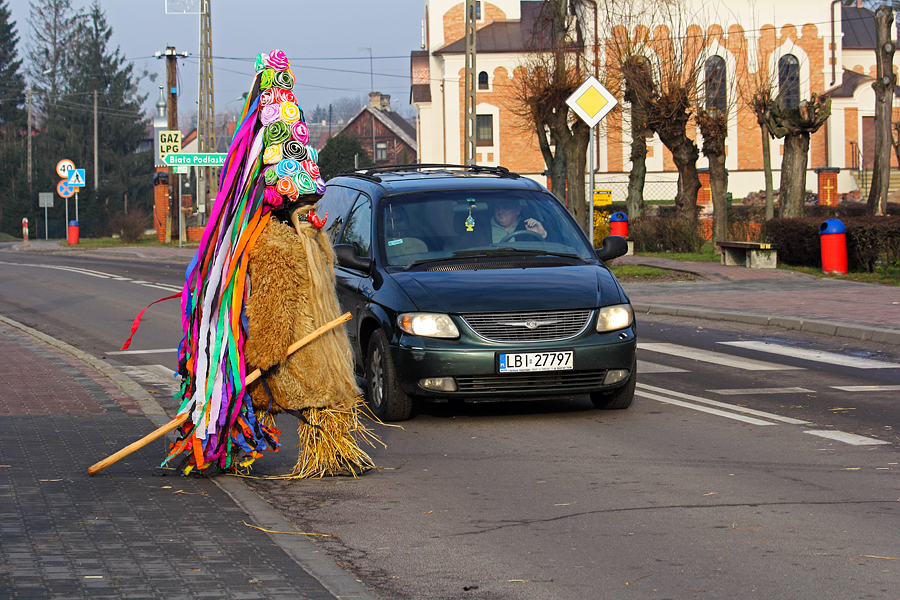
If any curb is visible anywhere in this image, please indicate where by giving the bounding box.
[632,303,900,346]
[0,314,377,600]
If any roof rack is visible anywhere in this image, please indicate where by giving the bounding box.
[338,163,521,180]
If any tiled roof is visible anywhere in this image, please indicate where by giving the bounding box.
[841,6,876,49]
[434,1,547,54]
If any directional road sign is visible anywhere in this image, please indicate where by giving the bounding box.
[57,179,76,199]
[67,169,86,187]
[566,76,618,128]
[164,153,227,167]
[56,159,75,179]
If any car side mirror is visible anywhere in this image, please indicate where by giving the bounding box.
[334,243,373,274]
[595,235,628,262]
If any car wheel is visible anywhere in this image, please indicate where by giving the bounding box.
[590,360,636,410]
[365,329,414,421]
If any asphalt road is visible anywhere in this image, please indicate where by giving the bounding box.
[1,251,899,600]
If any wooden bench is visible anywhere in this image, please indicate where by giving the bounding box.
[716,241,777,269]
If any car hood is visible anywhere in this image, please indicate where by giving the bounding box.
[389,265,625,313]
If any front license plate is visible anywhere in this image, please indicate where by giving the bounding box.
[498,351,573,373]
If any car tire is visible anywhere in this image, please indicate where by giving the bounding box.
[365,329,414,421]
[590,360,636,410]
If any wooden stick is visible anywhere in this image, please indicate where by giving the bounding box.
[88,312,352,475]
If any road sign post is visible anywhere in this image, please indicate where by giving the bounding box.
[566,76,618,246]
[39,192,53,239]
[22,218,28,246]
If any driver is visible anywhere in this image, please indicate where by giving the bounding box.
[491,198,547,242]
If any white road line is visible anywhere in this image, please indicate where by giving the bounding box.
[830,385,900,392]
[720,341,899,369]
[140,284,182,292]
[804,431,891,446]
[637,360,688,374]
[636,390,775,425]
[709,387,815,396]
[107,348,177,355]
[638,343,802,371]
[638,383,811,425]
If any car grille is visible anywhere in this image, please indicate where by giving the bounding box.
[455,371,607,394]
[461,309,592,342]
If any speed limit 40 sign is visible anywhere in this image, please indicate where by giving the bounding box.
[56,159,75,179]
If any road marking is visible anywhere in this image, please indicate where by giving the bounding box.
[636,389,775,426]
[709,387,815,396]
[637,360,688,374]
[140,283,182,292]
[119,364,181,396]
[107,348,177,355]
[830,385,900,392]
[638,343,802,371]
[720,341,899,369]
[804,431,890,446]
[638,383,810,424]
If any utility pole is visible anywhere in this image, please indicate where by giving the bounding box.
[27,84,32,193]
[93,89,98,191]
[463,0,477,165]
[198,0,216,224]
[157,46,188,242]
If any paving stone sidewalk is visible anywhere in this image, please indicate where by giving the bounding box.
[617,255,900,345]
[0,317,368,600]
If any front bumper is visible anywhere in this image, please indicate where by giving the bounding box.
[392,326,637,400]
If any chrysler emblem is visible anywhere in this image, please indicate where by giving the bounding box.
[525,320,539,329]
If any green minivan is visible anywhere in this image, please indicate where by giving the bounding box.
[316,165,636,421]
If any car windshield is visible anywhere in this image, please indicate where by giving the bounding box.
[377,189,595,267]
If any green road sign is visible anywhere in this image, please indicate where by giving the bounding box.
[164,153,227,167]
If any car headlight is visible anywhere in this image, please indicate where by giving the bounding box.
[397,313,460,339]
[596,304,633,333]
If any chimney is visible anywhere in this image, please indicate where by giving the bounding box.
[380,94,392,112]
[369,91,382,109]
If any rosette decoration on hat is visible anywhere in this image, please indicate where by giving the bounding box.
[168,49,330,475]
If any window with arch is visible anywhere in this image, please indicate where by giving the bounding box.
[704,56,727,115]
[478,71,489,90]
[778,54,800,109]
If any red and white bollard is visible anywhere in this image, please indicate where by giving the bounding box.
[22,218,28,247]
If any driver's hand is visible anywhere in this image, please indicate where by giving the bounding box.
[524,218,547,239]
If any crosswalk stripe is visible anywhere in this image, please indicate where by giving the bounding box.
[636,390,775,425]
[637,360,688,374]
[830,385,900,392]
[804,431,890,446]
[107,348,177,355]
[638,383,811,424]
[720,341,899,369]
[638,343,802,371]
[708,387,815,396]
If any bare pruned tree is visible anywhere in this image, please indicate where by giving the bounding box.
[508,0,592,232]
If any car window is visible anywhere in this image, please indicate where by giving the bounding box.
[316,184,360,243]
[340,194,372,257]
[377,189,594,267]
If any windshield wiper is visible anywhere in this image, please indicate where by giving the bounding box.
[454,248,585,260]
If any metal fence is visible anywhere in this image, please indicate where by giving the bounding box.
[592,180,679,204]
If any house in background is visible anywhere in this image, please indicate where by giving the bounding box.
[411,0,900,200]
[341,92,418,165]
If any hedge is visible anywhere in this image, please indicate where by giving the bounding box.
[766,216,900,272]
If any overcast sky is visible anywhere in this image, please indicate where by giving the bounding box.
[6,0,424,122]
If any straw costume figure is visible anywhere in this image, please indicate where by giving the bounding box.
[165,49,374,478]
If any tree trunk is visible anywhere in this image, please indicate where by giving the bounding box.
[868,5,895,216]
[562,130,589,232]
[709,153,728,243]
[663,133,700,220]
[627,134,646,218]
[535,120,567,202]
[761,125,775,220]
[779,132,809,218]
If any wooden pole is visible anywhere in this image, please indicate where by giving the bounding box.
[88,312,352,475]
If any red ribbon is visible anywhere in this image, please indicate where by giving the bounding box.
[119,293,181,350]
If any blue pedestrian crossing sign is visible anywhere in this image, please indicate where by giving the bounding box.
[66,169,86,187]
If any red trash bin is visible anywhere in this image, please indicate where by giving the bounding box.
[609,212,628,238]
[819,219,847,274]
[67,220,79,245]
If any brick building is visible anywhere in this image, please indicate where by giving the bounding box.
[341,92,418,165]
[411,0,900,198]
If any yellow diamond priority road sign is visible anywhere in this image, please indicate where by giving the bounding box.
[566,76,618,128]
